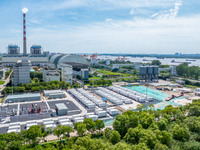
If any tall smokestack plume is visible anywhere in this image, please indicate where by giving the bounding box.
[22,8,28,55]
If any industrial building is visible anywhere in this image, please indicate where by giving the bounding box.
[50,54,87,66]
[170,65,177,76]
[105,59,110,65]
[139,65,159,82]
[55,103,68,116]
[13,58,31,86]
[60,62,89,84]
[43,66,60,82]
[44,90,65,99]
[2,47,49,67]
[6,93,41,103]
[60,63,73,85]
[112,62,141,69]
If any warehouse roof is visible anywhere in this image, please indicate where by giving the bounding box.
[55,103,68,110]
[44,90,63,94]
[7,93,41,99]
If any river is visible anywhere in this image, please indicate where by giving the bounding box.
[97,56,200,67]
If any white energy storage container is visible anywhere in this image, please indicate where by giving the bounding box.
[87,115,98,121]
[86,112,94,118]
[72,115,81,121]
[74,117,84,122]
[97,111,107,117]
[95,108,103,115]
[110,109,119,116]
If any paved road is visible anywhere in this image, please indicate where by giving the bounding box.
[171,76,200,83]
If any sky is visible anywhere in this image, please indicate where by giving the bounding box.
[0,0,200,54]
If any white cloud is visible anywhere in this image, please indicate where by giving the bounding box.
[29,20,40,24]
[172,1,182,19]
[105,18,112,22]
[130,8,134,15]
[151,13,159,18]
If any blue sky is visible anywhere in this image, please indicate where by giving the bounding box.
[0,0,200,54]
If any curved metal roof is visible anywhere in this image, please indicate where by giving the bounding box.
[58,54,87,64]
[49,54,64,64]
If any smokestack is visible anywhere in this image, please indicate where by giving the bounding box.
[22,8,28,55]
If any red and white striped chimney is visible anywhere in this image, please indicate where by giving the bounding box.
[23,13,27,55]
[22,8,28,55]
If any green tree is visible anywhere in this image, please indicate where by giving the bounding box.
[176,62,188,77]
[138,129,157,149]
[124,125,143,144]
[53,125,66,141]
[26,125,42,146]
[131,143,150,150]
[40,124,51,142]
[152,60,161,66]
[73,136,96,150]
[172,124,190,141]
[113,115,129,137]
[157,119,167,131]
[83,118,96,133]
[65,125,74,138]
[109,130,121,144]
[0,140,7,150]
[95,120,105,133]
[7,141,22,150]
[154,143,169,150]
[129,114,139,128]
[154,130,172,145]
[76,123,87,137]
[139,112,155,129]
[188,105,200,117]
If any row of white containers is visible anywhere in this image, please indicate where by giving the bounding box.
[42,118,56,131]
[96,87,132,105]
[58,116,73,126]
[76,88,106,107]
[110,86,154,102]
[85,112,98,121]
[72,114,84,122]
[106,107,119,116]
[7,122,21,133]
[94,108,107,117]
[68,89,96,109]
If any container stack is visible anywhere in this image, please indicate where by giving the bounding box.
[68,89,96,109]
[76,88,106,107]
[106,107,119,116]
[109,86,154,102]
[72,114,84,123]
[42,118,56,131]
[7,122,21,133]
[96,87,130,105]
[26,120,37,130]
[95,108,107,118]
[58,116,73,126]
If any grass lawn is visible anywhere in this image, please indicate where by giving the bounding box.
[96,69,130,77]
[0,81,5,85]
[89,77,102,80]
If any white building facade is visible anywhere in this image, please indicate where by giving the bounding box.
[61,63,73,85]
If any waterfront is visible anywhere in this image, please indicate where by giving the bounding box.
[98,56,200,67]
